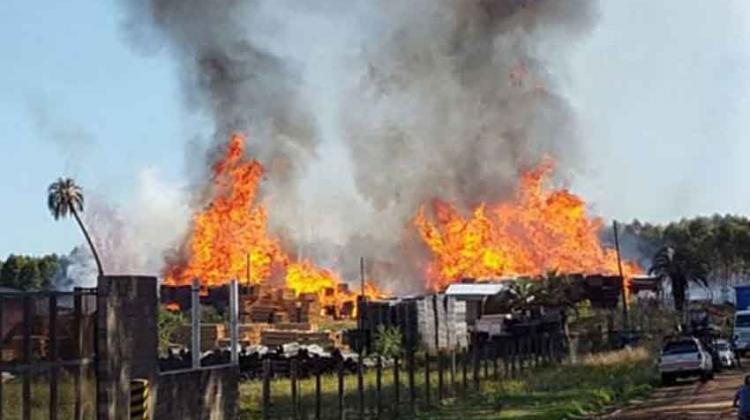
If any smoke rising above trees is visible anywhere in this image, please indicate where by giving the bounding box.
[119,1,600,288]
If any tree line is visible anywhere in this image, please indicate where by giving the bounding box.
[616,215,750,282]
[0,254,66,291]
[606,215,750,310]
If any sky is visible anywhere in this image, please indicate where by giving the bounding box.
[1,1,750,258]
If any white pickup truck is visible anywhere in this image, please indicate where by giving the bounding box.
[659,337,714,385]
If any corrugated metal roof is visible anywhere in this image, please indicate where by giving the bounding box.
[444,283,506,296]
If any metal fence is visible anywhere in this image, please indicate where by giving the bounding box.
[0,288,98,420]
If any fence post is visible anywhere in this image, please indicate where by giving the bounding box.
[450,348,456,395]
[472,335,480,392]
[394,355,400,414]
[357,354,365,418]
[338,359,345,420]
[262,359,271,420]
[408,350,416,413]
[376,355,383,416]
[501,339,509,378]
[482,343,489,380]
[49,294,59,420]
[22,295,31,420]
[492,344,498,380]
[291,359,299,419]
[191,278,201,369]
[229,279,239,366]
[73,291,83,420]
[535,334,541,367]
[315,363,322,420]
[437,350,444,401]
[461,350,468,393]
[424,352,431,407]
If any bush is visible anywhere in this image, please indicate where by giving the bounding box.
[374,325,403,359]
[158,307,187,354]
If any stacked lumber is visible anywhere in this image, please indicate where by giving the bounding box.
[260,329,334,348]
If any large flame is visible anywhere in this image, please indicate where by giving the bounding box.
[164,134,288,286]
[414,159,641,290]
[164,134,384,313]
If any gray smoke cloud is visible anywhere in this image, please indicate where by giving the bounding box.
[122,0,319,190]
[120,0,599,291]
[344,0,596,219]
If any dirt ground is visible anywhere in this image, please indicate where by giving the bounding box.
[607,366,749,419]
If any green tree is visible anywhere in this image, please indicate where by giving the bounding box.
[649,246,708,312]
[17,262,41,290]
[0,255,23,289]
[36,254,60,290]
[47,178,104,277]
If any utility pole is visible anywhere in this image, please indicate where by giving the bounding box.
[613,220,630,332]
[359,257,366,353]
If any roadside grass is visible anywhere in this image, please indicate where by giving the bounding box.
[239,347,657,419]
[488,347,658,419]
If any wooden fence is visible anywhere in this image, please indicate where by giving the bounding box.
[0,288,99,420]
[252,332,566,419]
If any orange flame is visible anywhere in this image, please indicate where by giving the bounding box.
[164,134,386,314]
[165,134,289,287]
[414,159,641,290]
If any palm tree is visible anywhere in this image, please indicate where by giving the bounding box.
[47,178,104,277]
[649,246,708,312]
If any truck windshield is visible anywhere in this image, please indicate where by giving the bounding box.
[663,341,698,354]
[737,315,750,327]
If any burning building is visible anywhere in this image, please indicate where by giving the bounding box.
[160,135,384,334]
[414,159,641,290]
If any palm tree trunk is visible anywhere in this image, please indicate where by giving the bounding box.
[70,206,104,277]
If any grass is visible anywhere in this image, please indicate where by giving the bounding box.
[487,347,657,419]
[1,367,97,420]
[239,348,657,420]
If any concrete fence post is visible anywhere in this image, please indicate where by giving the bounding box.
[96,276,158,420]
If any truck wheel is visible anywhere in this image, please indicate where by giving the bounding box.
[661,373,674,386]
[700,371,711,382]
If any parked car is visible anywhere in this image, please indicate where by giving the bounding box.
[659,337,714,385]
[715,339,738,368]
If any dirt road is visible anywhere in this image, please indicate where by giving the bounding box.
[608,367,749,419]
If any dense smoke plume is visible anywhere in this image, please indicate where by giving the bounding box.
[121,0,599,291]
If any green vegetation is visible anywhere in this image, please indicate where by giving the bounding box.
[158,306,188,353]
[238,347,655,419]
[620,215,750,283]
[374,325,403,359]
[47,177,103,277]
[1,368,97,420]
[0,253,64,291]
[610,215,750,310]
[489,347,655,419]
[408,348,655,419]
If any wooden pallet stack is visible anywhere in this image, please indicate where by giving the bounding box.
[260,329,334,348]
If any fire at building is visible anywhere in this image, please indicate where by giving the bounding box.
[158,134,642,355]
